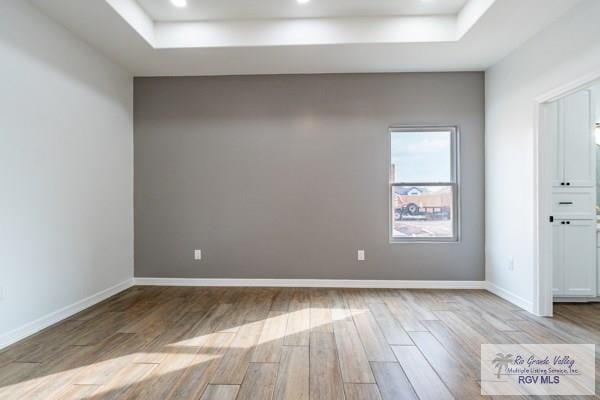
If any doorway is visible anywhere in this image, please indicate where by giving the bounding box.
[535,73,600,316]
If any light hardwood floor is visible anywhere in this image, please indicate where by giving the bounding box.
[0,287,599,399]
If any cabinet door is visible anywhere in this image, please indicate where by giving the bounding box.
[552,221,565,295]
[562,220,596,296]
[561,90,593,187]
[544,101,563,187]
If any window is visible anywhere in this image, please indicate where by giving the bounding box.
[389,126,459,242]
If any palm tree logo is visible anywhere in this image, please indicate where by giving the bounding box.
[492,353,514,378]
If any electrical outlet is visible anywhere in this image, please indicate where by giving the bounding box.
[357,249,365,261]
[194,249,202,261]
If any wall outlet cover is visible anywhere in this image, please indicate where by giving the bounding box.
[357,250,365,261]
[194,249,202,261]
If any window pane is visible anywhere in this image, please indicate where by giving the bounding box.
[391,185,454,239]
[391,131,452,183]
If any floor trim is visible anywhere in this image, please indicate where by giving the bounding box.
[553,296,600,303]
[134,277,486,289]
[485,281,534,313]
[0,278,134,350]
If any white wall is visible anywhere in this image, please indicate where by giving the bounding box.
[0,1,133,346]
[485,0,600,309]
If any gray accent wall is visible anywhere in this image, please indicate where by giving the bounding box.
[134,73,484,280]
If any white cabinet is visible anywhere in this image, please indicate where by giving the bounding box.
[550,90,594,188]
[551,190,595,219]
[552,219,597,297]
[550,88,597,299]
[547,100,563,187]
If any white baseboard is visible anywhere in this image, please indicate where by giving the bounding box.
[485,281,533,313]
[133,277,486,289]
[553,297,600,303]
[0,278,134,350]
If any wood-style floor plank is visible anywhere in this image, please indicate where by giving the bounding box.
[370,362,418,400]
[344,383,382,400]
[236,363,278,400]
[309,332,345,400]
[167,332,235,400]
[49,383,100,400]
[88,362,157,400]
[352,310,397,362]
[243,289,275,322]
[368,303,413,345]
[284,301,310,346]
[270,289,292,311]
[199,384,239,400]
[391,345,454,400]
[398,291,439,321]
[434,310,488,359]
[421,320,480,371]
[6,320,87,364]
[124,339,202,400]
[22,334,134,400]
[384,298,427,332]
[72,333,146,385]
[274,346,309,400]
[409,331,483,399]
[210,320,265,384]
[251,311,288,363]
[333,320,375,383]
[310,304,333,333]
[0,362,42,399]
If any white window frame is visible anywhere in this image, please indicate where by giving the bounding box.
[388,125,460,243]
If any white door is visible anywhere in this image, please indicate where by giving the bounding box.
[562,219,596,296]
[561,90,593,187]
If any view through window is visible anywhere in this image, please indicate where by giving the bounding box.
[390,127,458,241]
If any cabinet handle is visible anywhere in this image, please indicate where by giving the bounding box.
[561,182,565,186]
[561,221,565,224]
[566,221,571,224]
[558,202,573,205]
[566,182,571,186]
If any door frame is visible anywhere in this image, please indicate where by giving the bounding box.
[534,70,600,316]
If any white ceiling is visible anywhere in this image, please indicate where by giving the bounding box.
[136,0,469,22]
[31,0,582,77]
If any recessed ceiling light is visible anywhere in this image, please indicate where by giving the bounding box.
[297,0,310,4]
[171,0,187,8]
